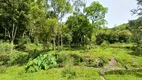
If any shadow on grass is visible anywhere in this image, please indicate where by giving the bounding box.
[128,47,142,56]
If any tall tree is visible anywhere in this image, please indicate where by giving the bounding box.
[27,0,48,43]
[83,1,107,47]
[46,18,58,50]
[48,0,72,48]
[84,1,107,24]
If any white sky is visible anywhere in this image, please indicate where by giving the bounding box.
[87,0,138,28]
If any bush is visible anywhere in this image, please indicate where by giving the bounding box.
[0,41,14,54]
[25,54,57,73]
[0,54,10,65]
[8,51,29,65]
[84,57,108,67]
[131,46,142,56]
[0,66,7,73]
[55,53,84,67]
[100,41,110,48]
[24,43,43,51]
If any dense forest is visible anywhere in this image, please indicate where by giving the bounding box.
[0,0,142,80]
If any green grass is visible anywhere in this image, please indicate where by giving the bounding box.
[105,69,142,80]
[47,46,141,68]
[1,43,142,80]
[105,74,142,80]
[0,66,101,80]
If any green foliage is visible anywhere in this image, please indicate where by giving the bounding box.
[128,17,142,46]
[25,54,57,73]
[118,30,132,43]
[55,52,83,67]
[24,43,43,51]
[131,46,142,56]
[0,66,7,73]
[0,41,14,65]
[96,29,132,44]
[100,40,110,48]
[84,1,108,24]
[8,51,28,65]
[66,14,91,46]
[0,41,14,54]
[112,23,128,30]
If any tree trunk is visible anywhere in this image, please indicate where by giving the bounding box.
[58,35,60,48]
[10,40,14,54]
[11,23,17,43]
[53,39,56,50]
[60,19,63,48]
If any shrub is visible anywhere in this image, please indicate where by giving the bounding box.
[24,43,43,51]
[100,41,110,48]
[55,53,84,67]
[55,54,73,67]
[0,41,14,54]
[8,51,29,65]
[131,46,142,56]
[0,54,10,65]
[25,54,57,73]
[0,66,7,73]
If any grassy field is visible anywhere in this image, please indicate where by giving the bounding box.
[0,66,101,80]
[0,43,142,80]
[1,66,142,80]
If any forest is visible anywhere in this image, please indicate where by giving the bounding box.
[0,0,142,80]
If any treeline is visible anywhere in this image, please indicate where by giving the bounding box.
[0,0,142,50]
[0,0,108,50]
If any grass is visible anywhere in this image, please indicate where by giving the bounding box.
[105,69,142,80]
[47,45,141,68]
[1,43,142,80]
[0,66,101,80]
[105,74,142,80]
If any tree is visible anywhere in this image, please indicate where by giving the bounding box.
[72,0,86,15]
[83,1,107,47]
[46,18,58,50]
[117,30,132,43]
[48,0,72,48]
[0,0,31,44]
[27,0,48,42]
[128,17,142,46]
[84,1,107,24]
[66,14,91,47]
[130,0,142,47]
[131,0,142,15]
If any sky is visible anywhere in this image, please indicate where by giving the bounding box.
[87,0,138,28]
